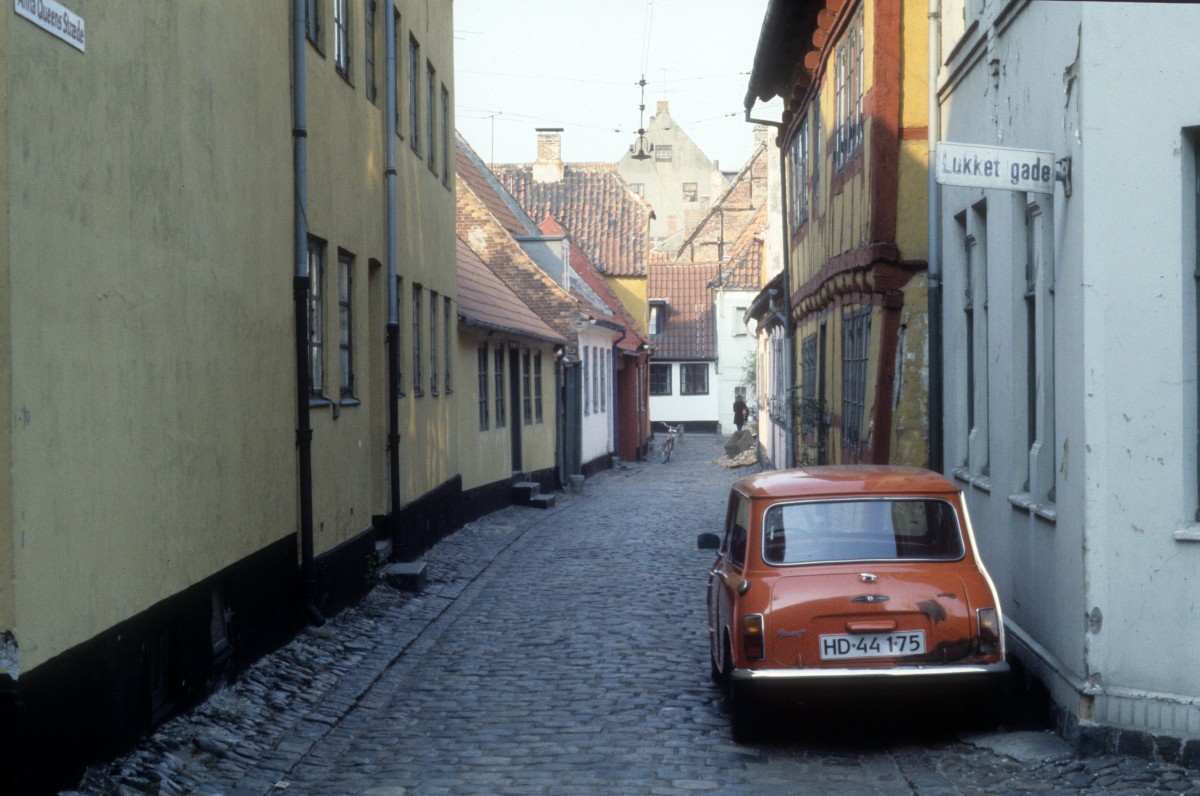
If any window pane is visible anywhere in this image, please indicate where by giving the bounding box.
[762,500,966,565]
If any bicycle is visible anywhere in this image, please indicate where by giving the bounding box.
[660,422,682,463]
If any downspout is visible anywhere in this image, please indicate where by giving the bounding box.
[927,0,944,472]
[293,0,324,625]
[745,108,794,468]
[384,5,402,538]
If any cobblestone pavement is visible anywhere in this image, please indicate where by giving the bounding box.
[69,438,1200,795]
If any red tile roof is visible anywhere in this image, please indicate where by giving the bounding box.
[710,204,766,291]
[539,216,647,353]
[456,237,565,345]
[648,262,722,360]
[492,162,653,278]
[670,140,769,266]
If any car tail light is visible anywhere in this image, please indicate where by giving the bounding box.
[742,614,765,660]
[976,608,1001,655]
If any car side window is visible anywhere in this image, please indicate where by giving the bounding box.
[725,493,750,568]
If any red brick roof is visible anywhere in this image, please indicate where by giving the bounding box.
[670,140,768,265]
[711,204,766,291]
[648,262,721,360]
[456,134,535,238]
[456,237,565,345]
[492,162,652,278]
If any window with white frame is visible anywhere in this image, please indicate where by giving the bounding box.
[441,84,451,188]
[1018,198,1056,508]
[443,296,452,393]
[364,0,376,103]
[583,347,590,416]
[338,251,355,399]
[408,35,420,155]
[392,10,401,135]
[841,306,871,449]
[494,346,505,427]
[534,351,544,423]
[305,0,321,47]
[655,145,673,161]
[522,349,532,425]
[963,203,989,478]
[834,7,864,172]
[426,61,437,174]
[429,290,438,394]
[333,0,349,76]
[800,333,818,434]
[592,346,600,414]
[411,284,423,395]
[790,114,809,229]
[477,344,489,430]
[683,182,698,202]
[307,238,325,398]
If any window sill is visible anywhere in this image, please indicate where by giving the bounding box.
[1174,525,1200,543]
[951,468,992,493]
[340,397,361,408]
[309,395,333,408]
[1008,492,1057,523]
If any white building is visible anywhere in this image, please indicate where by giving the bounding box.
[935,0,1200,751]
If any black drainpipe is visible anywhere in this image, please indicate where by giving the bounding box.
[293,0,323,626]
[384,6,402,539]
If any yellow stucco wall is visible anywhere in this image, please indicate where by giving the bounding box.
[298,0,457,557]
[454,330,558,492]
[394,0,458,513]
[2,0,458,672]
[0,5,12,636]
[4,4,295,670]
[606,275,648,337]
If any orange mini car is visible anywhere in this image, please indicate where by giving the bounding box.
[699,465,1007,740]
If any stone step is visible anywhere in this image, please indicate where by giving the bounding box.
[527,493,556,510]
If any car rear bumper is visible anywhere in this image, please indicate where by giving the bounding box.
[731,661,1009,689]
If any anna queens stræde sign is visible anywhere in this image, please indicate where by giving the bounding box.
[15,0,85,52]
[936,141,1054,194]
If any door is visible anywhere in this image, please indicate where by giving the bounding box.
[709,490,750,675]
[509,345,522,472]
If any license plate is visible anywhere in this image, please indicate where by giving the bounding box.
[819,630,926,660]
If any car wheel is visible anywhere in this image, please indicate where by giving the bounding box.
[729,680,758,743]
[711,635,732,691]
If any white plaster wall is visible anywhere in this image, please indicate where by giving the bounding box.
[649,362,719,427]
[715,288,759,434]
[579,326,615,464]
[1077,3,1200,708]
[940,0,1088,696]
[940,0,1200,736]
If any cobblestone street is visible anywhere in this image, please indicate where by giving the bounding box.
[70,438,1200,795]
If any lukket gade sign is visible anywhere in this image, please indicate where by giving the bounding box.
[935,142,1054,194]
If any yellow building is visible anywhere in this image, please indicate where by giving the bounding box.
[746,0,930,467]
[0,2,455,790]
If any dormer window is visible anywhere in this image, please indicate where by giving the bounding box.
[649,300,667,336]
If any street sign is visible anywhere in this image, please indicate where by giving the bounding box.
[935,142,1055,194]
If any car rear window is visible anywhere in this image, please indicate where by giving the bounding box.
[761,498,965,565]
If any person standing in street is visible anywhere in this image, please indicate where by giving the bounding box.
[733,394,749,432]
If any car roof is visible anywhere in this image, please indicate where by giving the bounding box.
[733,465,961,500]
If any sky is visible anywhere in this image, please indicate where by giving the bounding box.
[453,0,782,171]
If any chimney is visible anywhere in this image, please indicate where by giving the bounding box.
[754,124,768,148]
[656,100,669,115]
[533,127,564,183]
